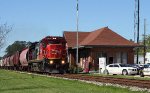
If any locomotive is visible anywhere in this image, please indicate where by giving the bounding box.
[1,36,69,73]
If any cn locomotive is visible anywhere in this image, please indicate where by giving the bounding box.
[1,36,69,73]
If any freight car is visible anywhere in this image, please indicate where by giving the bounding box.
[0,59,2,67]
[1,36,69,73]
[13,51,20,70]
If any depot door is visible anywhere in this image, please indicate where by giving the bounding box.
[108,57,113,64]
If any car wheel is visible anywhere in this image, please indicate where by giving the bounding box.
[122,70,128,75]
[103,69,109,75]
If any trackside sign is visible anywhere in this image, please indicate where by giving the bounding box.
[99,57,106,74]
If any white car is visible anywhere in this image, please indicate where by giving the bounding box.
[105,64,137,75]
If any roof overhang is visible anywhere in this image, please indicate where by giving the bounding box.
[78,45,143,48]
[67,44,143,49]
[72,46,85,49]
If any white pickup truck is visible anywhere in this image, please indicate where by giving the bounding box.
[105,64,137,75]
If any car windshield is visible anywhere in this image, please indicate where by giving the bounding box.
[144,65,150,68]
[147,63,150,65]
[131,64,140,67]
[119,64,132,67]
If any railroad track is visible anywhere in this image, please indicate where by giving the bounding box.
[51,74,150,89]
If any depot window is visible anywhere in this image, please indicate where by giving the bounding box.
[116,52,127,64]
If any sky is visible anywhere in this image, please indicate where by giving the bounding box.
[0,0,150,56]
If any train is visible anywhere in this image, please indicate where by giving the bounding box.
[0,36,69,73]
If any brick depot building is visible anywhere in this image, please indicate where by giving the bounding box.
[63,27,138,71]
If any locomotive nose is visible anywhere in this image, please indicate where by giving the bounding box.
[46,44,62,59]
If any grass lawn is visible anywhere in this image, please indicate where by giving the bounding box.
[0,69,148,93]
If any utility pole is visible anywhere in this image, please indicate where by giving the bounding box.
[134,0,140,64]
[134,1,136,42]
[76,0,79,73]
[144,19,146,64]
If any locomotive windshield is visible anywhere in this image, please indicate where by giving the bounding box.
[48,40,62,44]
[41,37,66,45]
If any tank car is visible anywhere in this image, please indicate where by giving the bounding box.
[6,57,10,69]
[13,51,20,70]
[19,48,29,71]
[9,55,14,70]
[0,59,2,68]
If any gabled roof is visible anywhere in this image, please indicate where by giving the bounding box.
[63,31,90,48]
[63,27,138,48]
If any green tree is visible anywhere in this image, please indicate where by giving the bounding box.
[145,35,150,52]
[5,41,29,56]
[138,34,150,55]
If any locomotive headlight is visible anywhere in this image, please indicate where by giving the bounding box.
[50,60,53,64]
[61,60,65,64]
